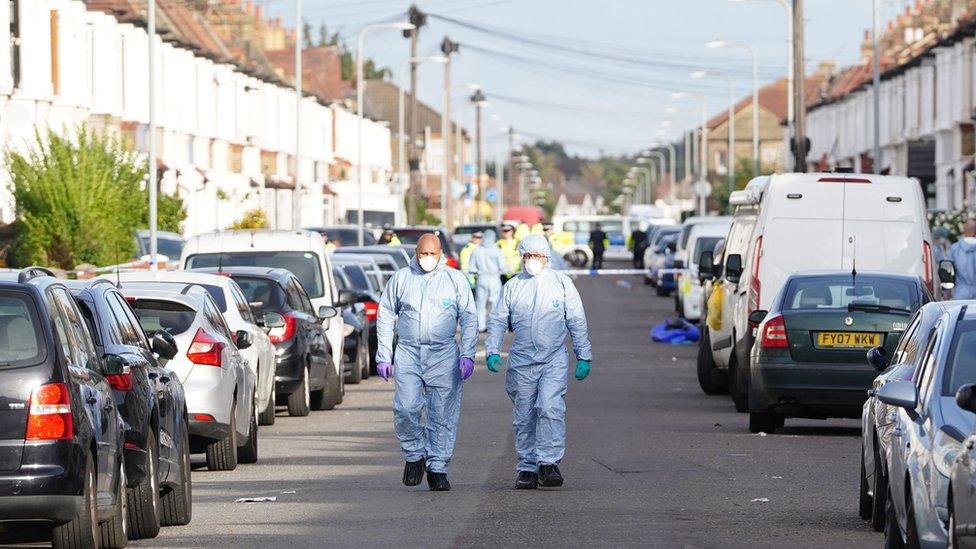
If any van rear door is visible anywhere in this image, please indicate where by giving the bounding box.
[841,180,924,280]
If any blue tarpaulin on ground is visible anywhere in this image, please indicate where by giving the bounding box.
[651,318,700,345]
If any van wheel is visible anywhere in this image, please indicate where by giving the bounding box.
[99,459,128,548]
[127,431,161,539]
[729,356,749,413]
[237,398,258,464]
[52,456,99,549]
[871,441,888,532]
[287,368,311,417]
[258,382,276,426]
[205,402,238,471]
[696,330,726,395]
[160,421,191,526]
[313,364,341,410]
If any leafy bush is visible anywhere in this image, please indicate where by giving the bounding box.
[7,127,185,269]
[228,208,269,230]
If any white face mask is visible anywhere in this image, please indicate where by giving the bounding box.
[524,258,546,276]
[965,237,976,245]
[418,255,439,272]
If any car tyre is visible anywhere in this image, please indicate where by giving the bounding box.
[205,401,238,471]
[696,329,726,395]
[99,459,128,548]
[160,420,192,526]
[258,381,276,426]
[346,339,363,385]
[52,456,99,549]
[313,363,341,410]
[729,355,749,413]
[237,398,258,464]
[287,367,311,417]
[904,485,921,549]
[871,441,887,532]
[859,444,873,521]
[126,431,161,540]
[884,484,905,549]
[361,334,371,380]
[748,412,780,434]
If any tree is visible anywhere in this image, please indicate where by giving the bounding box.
[318,22,328,47]
[302,21,313,49]
[228,208,269,230]
[6,127,186,269]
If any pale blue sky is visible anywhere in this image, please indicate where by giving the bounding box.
[264,0,913,155]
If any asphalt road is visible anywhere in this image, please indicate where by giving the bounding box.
[148,265,878,549]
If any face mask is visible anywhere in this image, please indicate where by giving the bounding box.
[965,237,976,245]
[524,258,545,276]
[418,255,439,272]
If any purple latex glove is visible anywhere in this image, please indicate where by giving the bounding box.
[458,357,474,380]
[377,362,393,381]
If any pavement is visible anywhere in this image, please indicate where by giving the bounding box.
[148,265,878,549]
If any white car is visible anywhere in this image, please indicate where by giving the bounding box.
[181,230,345,407]
[109,271,278,426]
[678,222,732,322]
[121,283,257,470]
[674,215,733,315]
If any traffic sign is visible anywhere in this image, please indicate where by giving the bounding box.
[694,180,712,198]
[486,188,499,202]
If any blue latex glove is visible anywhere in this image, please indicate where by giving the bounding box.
[487,354,502,373]
[377,362,393,382]
[459,357,474,380]
[575,359,591,381]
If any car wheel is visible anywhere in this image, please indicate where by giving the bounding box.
[237,398,258,464]
[729,356,749,413]
[287,367,311,417]
[99,458,128,548]
[346,339,363,385]
[696,329,726,395]
[884,484,905,549]
[360,333,371,380]
[160,420,191,526]
[904,485,921,549]
[871,442,888,532]
[205,401,239,471]
[51,455,99,549]
[313,364,341,411]
[859,444,873,520]
[127,430,161,539]
[258,381,276,426]
[748,412,780,434]
[950,495,958,549]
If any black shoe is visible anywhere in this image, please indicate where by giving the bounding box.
[515,471,538,490]
[403,458,425,486]
[539,464,563,487]
[427,472,451,491]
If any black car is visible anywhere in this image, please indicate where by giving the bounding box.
[0,268,128,548]
[68,279,191,537]
[332,266,372,384]
[337,263,381,372]
[388,227,458,268]
[304,225,376,247]
[200,267,338,416]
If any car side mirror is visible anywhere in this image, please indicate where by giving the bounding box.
[317,305,339,320]
[939,259,956,290]
[337,289,358,307]
[956,384,976,414]
[698,251,714,282]
[150,332,178,361]
[866,346,888,372]
[876,380,918,412]
[725,254,743,284]
[235,330,252,350]
[103,354,127,376]
[262,312,286,330]
[748,309,767,325]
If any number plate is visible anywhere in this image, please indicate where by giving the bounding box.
[816,332,881,349]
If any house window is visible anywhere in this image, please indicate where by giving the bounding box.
[9,0,19,90]
[228,144,243,173]
[260,151,275,176]
[49,9,58,95]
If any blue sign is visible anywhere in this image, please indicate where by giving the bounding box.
[486,188,498,202]
[463,163,476,176]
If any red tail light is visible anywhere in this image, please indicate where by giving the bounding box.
[105,373,133,391]
[748,236,763,314]
[186,328,224,366]
[922,241,933,291]
[192,413,215,422]
[446,256,459,269]
[268,312,297,344]
[759,314,789,349]
[364,300,379,322]
[25,383,73,440]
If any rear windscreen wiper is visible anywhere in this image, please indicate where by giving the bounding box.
[848,303,911,315]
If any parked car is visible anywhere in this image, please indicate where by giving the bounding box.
[121,283,257,470]
[135,230,185,263]
[305,225,376,247]
[334,247,405,284]
[334,262,382,373]
[114,271,277,427]
[873,301,976,548]
[332,266,371,384]
[748,271,928,434]
[859,301,947,533]
[202,267,340,415]
[181,230,345,404]
[386,227,458,268]
[331,254,386,294]
[643,226,681,287]
[949,383,976,548]
[0,268,128,548]
[676,221,731,321]
[68,279,191,537]
[646,233,679,296]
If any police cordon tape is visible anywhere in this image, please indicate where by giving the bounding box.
[364,269,684,277]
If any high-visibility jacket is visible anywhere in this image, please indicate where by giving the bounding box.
[498,237,521,274]
[460,242,478,286]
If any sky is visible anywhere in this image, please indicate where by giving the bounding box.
[263,0,914,157]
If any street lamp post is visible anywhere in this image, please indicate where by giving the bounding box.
[147,0,157,271]
[707,39,759,177]
[692,69,736,202]
[641,151,667,202]
[672,91,709,215]
[630,166,650,203]
[357,21,415,246]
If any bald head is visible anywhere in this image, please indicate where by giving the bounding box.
[965,220,976,237]
[417,233,442,259]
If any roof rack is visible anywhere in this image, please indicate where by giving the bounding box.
[17,266,56,284]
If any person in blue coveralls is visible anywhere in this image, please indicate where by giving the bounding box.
[374,234,478,491]
[485,235,593,490]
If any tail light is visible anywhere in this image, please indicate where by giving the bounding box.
[192,413,215,422]
[748,236,763,314]
[186,328,224,366]
[268,312,297,344]
[445,255,459,269]
[25,383,73,440]
[759,314,789,349]
[922,241,933,291]
[364,300,379,322]
[105,372,133,391]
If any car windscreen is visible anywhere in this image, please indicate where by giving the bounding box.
[232,277,288,315]
[341,265,373,293]
[185,252,324,298]
[127,281,227,312]
[128,299,196,336]
[322,228,375,246]
[691,237,722,267]
[651,228,679,247]
[138,236,184,259]
[0,292,45,367]
[782,276,919,312]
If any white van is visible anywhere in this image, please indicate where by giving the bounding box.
[551,215,632,263]
[181,230,345,397]
[680,221,732,322]
[674,215,733,315]
[717,173,938,412]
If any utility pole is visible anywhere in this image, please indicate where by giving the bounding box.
[440,36,459,229]
[405,5,426,224]
[872,0,881,173]
[471,89,486,222]
[507,127,516,208]
[792,0,808,172]
[148,0,157,271]
[293,0,303,230]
